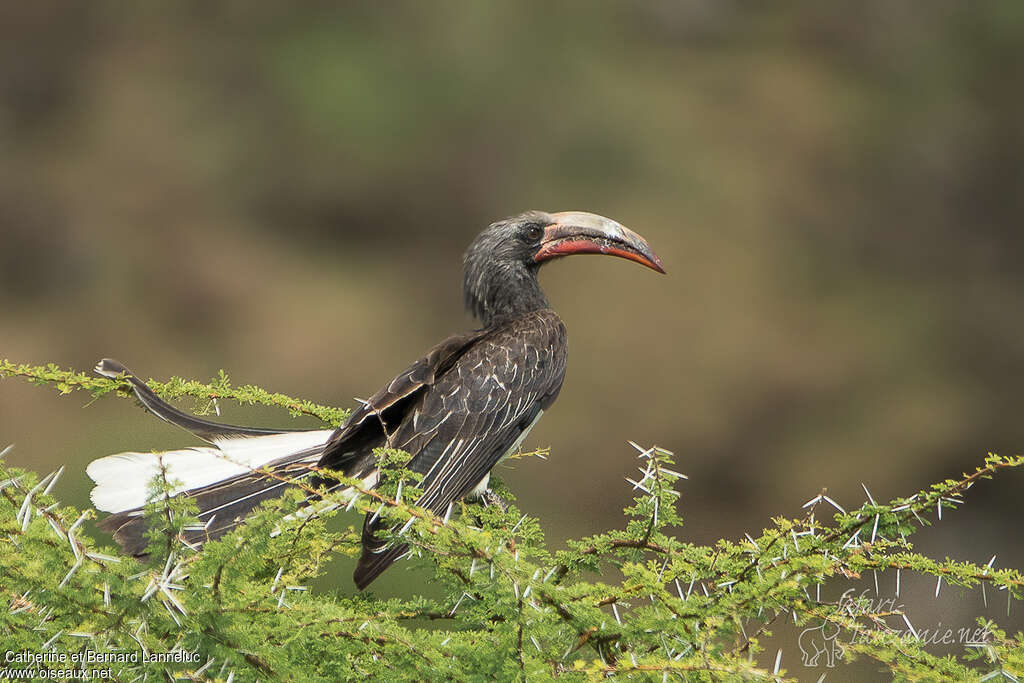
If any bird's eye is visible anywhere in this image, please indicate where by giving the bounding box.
[523,224,544,243]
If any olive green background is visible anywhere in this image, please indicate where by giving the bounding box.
[2,4,1022,679]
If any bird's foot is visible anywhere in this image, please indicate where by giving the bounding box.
[480,488,510,513]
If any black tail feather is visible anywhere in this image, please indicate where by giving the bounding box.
[95,358,299,442]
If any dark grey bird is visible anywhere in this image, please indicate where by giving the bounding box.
[87,211,664,589]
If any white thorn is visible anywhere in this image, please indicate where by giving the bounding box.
[901,613,918,640]
[861,482,876,505]
[42,630,64,650]
[271,567,283,594]
[43,466,64,495]
[58,558,83,588]
[802,495,822,509]
[194,658,214,677]
[821,495,846,514]
[368,504,384,525]
[69,511,88,534]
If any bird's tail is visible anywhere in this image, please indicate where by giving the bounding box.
[87,359,338,556]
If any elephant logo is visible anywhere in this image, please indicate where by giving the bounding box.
[799,620,843,668]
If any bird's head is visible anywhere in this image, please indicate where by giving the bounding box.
[464,210,664,325]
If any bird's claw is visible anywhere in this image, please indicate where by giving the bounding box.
[480,488,510,513]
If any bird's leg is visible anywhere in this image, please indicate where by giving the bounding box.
[467,473,508,510]
[466,473,492,502]
[465,473,510,523]
[466,489,508,529]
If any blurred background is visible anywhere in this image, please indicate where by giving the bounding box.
[2,2,1022,679]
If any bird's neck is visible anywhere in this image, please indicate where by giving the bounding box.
[470,264,551,328]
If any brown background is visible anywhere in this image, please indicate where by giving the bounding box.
[2,3,1022,679]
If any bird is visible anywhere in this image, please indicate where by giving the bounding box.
[87,210,664,589]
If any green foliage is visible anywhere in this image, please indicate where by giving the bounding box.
[0,360,349,426]
[2,361,1024,681]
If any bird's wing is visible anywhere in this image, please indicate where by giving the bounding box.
[318,328,489,473]
[354,311,566,588]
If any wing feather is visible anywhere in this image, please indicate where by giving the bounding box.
[353,310,567,588]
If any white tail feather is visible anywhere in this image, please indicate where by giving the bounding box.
[87,430,335,513]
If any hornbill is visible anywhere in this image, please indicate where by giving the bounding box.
[87,211,664,589]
